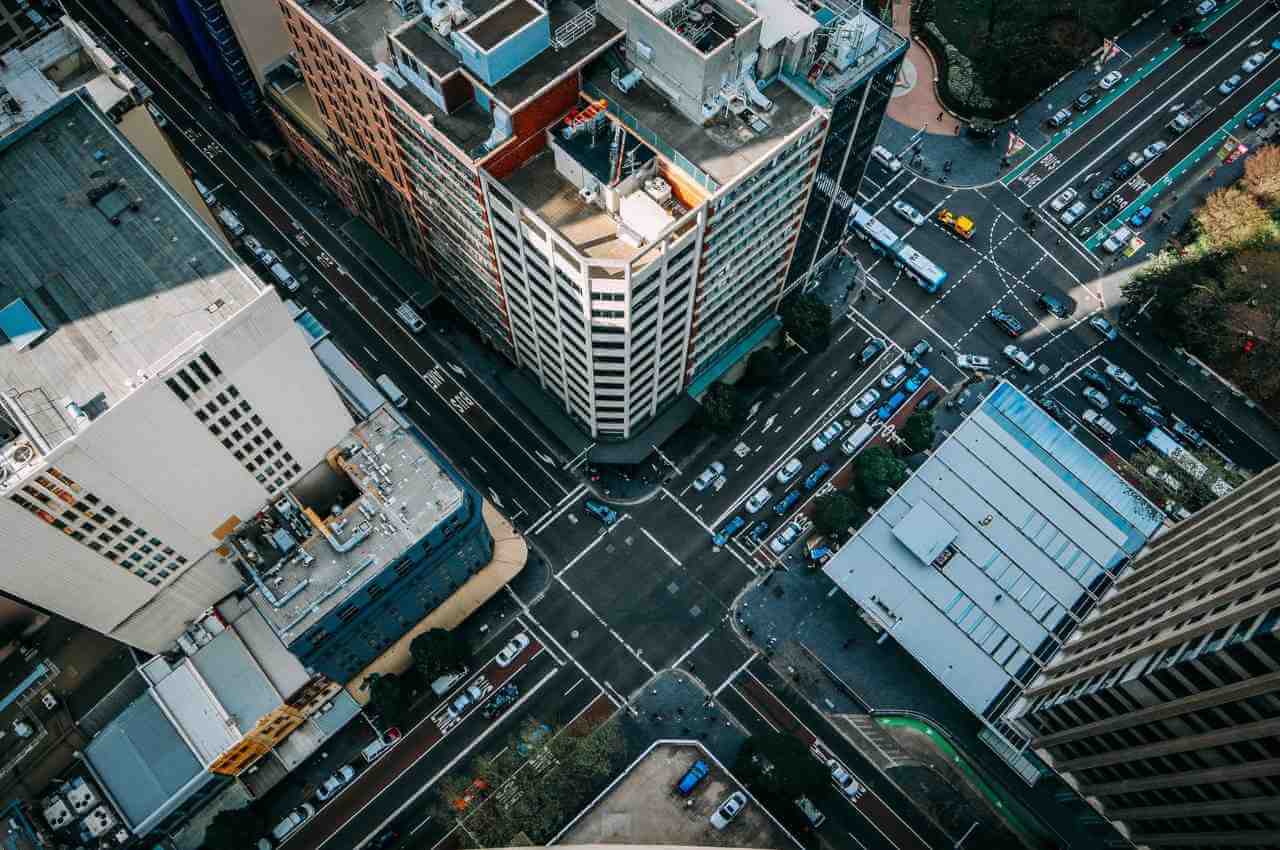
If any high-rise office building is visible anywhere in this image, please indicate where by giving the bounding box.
[268,0,905,440]
[0,90,355,648]
[1008,464,1280,849]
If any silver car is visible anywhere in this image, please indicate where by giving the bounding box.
[769,521,802,554]
[1060,200,1088,225]
[692,461,725,492]
[1049,188,1077,212]
[848,388,881,418]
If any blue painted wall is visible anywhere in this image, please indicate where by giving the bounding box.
[458,15,550,86]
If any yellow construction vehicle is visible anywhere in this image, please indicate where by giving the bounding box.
[936,208,975,240]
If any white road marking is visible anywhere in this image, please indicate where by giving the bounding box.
[713,652,760,696]
[641,527,683,567]
[671,630,712,670]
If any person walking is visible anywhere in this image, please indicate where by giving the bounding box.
[936,110,945,121]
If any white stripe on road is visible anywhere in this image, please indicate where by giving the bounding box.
[670,630,712,671]
[713,651,760,696]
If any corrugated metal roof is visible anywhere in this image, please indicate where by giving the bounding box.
[190,630,282,736]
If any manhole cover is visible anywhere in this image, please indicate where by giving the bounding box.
[605,544,615,554]
[624,536,634,546]
[667,581,680,595]
[689,605,702,618]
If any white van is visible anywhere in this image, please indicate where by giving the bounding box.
[217,208,245,236]
[840,423,876,456]
[1101,226,1133,254]
[376,374,408,408]
[870,145,902,173]
[269,262,300,292]
[395,302,426,333]
[193,178,215,204]
[431,671,466,696]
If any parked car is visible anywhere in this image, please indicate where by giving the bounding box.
[804,463,831,491]
[1039,396,1068,421]
[811,421,844,452]
[270,804,317,842]
[1183,30,1210,47]
[1143,141,1169,160]
[584,499,618,526]
[746,521,770,545]
[916,390,941,411]
[1171,420,1206,448]
[770,521,803,555]
[859,338,886,364]
[1047,108,1073,128]
[368,827,400,850]
[361,728,401,763]
[876,391,908,421]
[692,461,725,492]
[892,200,925,226]
[956,353,992,371]
[902,338,932,366]
[904,367,930,393]
[1102,226,1133,253]
[1196,0,1217,14]
[1104,363,1139,391]
[849,388,881,418]
[1091,179,1116,201]
[1127,150,1147,167]
[316,766,356,802]
[870,144,902,172]
[1049,188,1078,211]
[1145,464,1183,492]
[1083,386,1110,409]
[1247,110,1268,129]
[1060,200,1088,225]
[1242,51,1267,73]
[710,792,748,830]
[1038,291,1071,318]
[745,487,772,514]
[1082,409,1118,440]
[988,307,1024,336]
[830,761,865,800]
[1089,315,1118,341]
[1099,70,1123,90]
[774,490,801,516]
[1081,366,1112,391]
[1095,202,1120,222]
[1002,345,1036,372]
[1112,161,1136,181]
[776,458,803,485]
[1129,205,1153,228]
[495,632,530,666]
[1267,95,1280,112]
[1073,91,1096,111]
[880,363,909,390]
[447,683,487,720]
[1219,74,1243,95]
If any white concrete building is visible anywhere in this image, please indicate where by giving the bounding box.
[0,91,353,649]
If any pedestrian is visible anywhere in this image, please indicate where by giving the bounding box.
[937,110,945,121]
[954,125,961,136]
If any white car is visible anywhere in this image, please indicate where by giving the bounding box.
[776,458,803,485]
[1102,226,1133,254]
[1002,344,1036,372]
[1196,0,1217,13]
[1104,363,1139,391]
[1219,74,1243,95]
[1060,200,1088,225]
[745,487,772,514]
[892,200,925,226]
[1242,51,1267,73]
[880,363,909,390]
[1145,464,1182,493]
[829,760,865,800]
[316,765,356,802]
[692,461,725,492]
[1089,315,1118,341]
[270,804,316,842]
[811,421,845,452]
[447,683,486,721]
[769,521,802,555]
[1267,95,1280,113]
[1049,188,1077,212]
[870,144,902,172]
[1098,70,1123,90]
[1142,141,1168,160]
[848,388,881,418]
[1082,386,1110,409]
[956,353,992,371]
[1126,150,1147,167]
[495,632,529,666]
[710,791,748,829]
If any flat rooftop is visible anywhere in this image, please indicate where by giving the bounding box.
[237,406,465,639]
[487,0,622,110]
[583,58,818,190]
[823,383,1163,726]
[0,27,92,141]
[0,94,260,453]
[297,0,411,67]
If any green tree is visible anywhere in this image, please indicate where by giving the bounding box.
[782,293,832,351]
[744,347,782,385]
[202,805,267,850]
[362,672,410,726]
[410,628,468,680]
[812,491,862,535]
[900,411,936,454]
[1132,447,1249,512]
[734,733,826,800]
[699,382,740,432]
[1195,186,1271,250]
[855,446,908,506]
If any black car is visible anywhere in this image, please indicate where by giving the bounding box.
[988,307,1024,337]
[1194,418,1225,442]
[859,338,887,364]
[747,520,770,544]
[1073,91,1096,111]
[1091,179,1116,201]
[916,390,942,412]
[1171,14,1192,33]
[1112,161,1136,181]
[369,828,400,850]
[1171,420,1206,449]
[1117,393,1167,428]
[1183,30,1209,47]
[1096,203,1119,221]
[1038,396,1068,421]
[1038,291,1071,318]
[1081,366,1113,392]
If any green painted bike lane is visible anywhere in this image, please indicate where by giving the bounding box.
[876,714,1050,846]
[1002,0,1244,187]
[1086,71,1280,249]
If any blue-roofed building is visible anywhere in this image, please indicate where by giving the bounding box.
[823,382,1163,753]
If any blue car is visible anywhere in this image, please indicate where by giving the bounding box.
[584,499,617,526]
[746,520,770,544]
[1128,205,1153,228]
[803,462,831,491]
[712,515,745,546]
[876,391,907,421]
[904,367,931,394]
[1247,110,1268,129]
[774,489,801,515]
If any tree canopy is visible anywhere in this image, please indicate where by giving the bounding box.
[699,382,740,432]
[812,491,863,536]
[743,348,782,385]
[900,411,936,454]
[410,628,468,680]
[202,805,268,850]
[734,733,826,800]
[362,672,410,726]
[782,294,832,351]
[855,446,909,506]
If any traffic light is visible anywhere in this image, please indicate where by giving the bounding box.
[1244,337,1257,354]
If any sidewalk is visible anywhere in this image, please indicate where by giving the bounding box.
[108,0,207,97]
